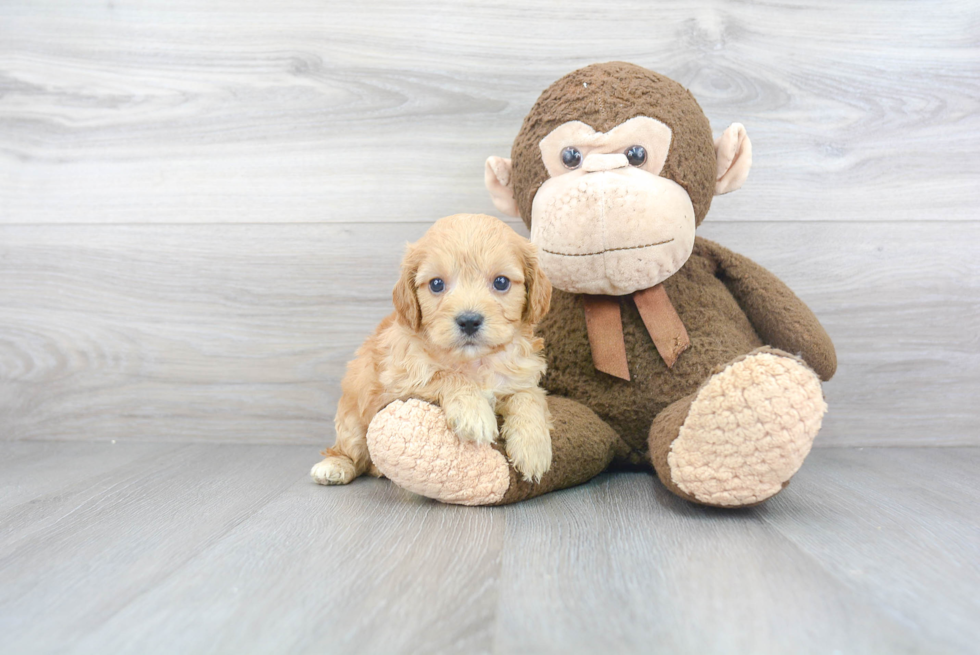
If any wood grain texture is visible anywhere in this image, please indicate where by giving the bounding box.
[0,443,977,654]
[497,447,980,654]
[763,448,980,652]
[2,4,977,653]
[70,464,504,655]
[495,475,920,654]
[2,221,977,446]
[1,1,978,447]
[0,441,177,510]
[0,443,312,653]
[1,0,978,224]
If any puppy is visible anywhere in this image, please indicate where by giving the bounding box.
[311,213,554,487]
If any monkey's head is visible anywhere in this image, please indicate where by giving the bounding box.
[486,62,751,296]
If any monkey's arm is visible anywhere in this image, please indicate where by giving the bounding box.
[699,237,837,381]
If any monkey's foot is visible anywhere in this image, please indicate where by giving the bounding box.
[366,399,511,506]
[662,350,826,507]
[367,396,621,506]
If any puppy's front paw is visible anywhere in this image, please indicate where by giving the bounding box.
[503,416,552,483]
[444,395,498,445]
[311,456,356,485]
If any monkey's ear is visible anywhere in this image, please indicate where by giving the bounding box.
[485,156,520,217]
[392,245,423,331]
[714,123,753,195]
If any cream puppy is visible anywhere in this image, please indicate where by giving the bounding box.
[311,213,553,486]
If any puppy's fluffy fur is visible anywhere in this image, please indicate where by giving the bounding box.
[311,213,553,487]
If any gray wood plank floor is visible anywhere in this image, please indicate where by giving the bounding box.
[1,443,976,654]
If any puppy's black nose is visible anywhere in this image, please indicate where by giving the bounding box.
[456,312,484,336]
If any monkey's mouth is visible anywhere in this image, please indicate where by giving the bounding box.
[541,238,674,258]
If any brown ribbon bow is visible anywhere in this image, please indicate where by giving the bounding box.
[582,284,690,381]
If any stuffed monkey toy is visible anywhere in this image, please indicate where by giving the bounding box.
[365,62,836,507]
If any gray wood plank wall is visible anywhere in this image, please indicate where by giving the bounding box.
[2,0,978,446]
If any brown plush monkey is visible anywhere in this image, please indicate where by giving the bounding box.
[365,62,836,508]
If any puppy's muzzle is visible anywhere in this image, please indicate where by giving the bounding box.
[455,312,484,337]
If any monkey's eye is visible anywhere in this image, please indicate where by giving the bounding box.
[625,145,647,166]
[428,278,445,293]
[493,276,511,291]
[561,147,583,169]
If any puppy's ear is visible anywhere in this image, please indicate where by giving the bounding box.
[393,244,422,330]
[521,240,552,325]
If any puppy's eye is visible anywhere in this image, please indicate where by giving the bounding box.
[428,278,445,293]
[493,276,511,292]
[561,147,582,170]
[625,145,647,166]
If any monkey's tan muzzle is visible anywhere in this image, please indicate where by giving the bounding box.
[530,168,697,296]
